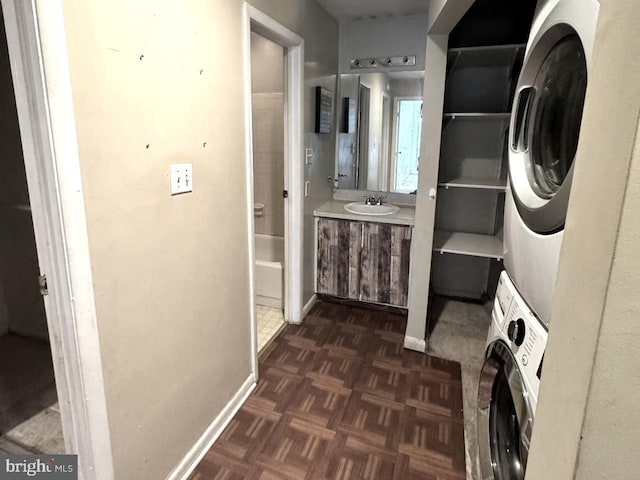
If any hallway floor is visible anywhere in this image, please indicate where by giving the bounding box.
[190,300,465,479]
[0,334,64,454]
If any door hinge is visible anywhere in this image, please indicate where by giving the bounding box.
[39,274,48,296]
[283,190,288,198]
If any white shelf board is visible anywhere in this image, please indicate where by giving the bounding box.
[433,230,503,259]
[438,177,507,191]
[447,44,526,69]
[443,112,511,120]
[448,43,526,55]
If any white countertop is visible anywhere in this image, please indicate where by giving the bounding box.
[313,200,415,226]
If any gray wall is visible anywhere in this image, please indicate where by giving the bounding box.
[389,77,423,98]
[527,0,640,477]
[247,0,339,305]
[339,15,428,73]
[0,11,47,340]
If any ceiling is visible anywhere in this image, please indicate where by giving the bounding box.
[315,0,429,22]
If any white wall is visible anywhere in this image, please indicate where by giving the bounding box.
[575,119,640,479]
[389,77,423,98]
[339,15,428,73]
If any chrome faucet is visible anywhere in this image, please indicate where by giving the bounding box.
[362,194,386,205]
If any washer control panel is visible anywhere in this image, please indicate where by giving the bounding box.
[496,272,514,316]
[497,271,548,407]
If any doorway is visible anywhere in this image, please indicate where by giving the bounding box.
[249,32,287,353]
[392,97,423,193]
[0,0,113,476]
[0,4,62,454]
[379,93,391,190]
[357,85,371,189]
[243,4,304,375]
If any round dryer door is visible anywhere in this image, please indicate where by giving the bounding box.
[477,341,535,480]
[509,25,589,234]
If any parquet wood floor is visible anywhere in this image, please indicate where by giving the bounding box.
[190,301,466,480]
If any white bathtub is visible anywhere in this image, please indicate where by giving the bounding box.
[254,234,284,308]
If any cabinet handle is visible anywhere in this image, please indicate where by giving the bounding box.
[360,223,365,248]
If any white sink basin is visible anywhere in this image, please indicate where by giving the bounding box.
[344,202,400,216]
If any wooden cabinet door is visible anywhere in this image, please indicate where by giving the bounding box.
[317,218,361,299]
[360,223,412,306]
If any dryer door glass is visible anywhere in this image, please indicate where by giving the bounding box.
[530,34,587,198]
[489,367,525,480]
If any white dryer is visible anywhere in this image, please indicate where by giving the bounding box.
[504,0,599,327]
[477,271,548,480]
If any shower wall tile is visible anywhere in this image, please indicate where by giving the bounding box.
[252,93,285,237]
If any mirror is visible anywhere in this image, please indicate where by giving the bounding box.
[335,71,424,193]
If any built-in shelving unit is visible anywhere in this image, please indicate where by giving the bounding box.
[431,42,525,299]
[437,177,506,191]
[447,44,525,72]
[433,230,503,260]
[443,112,511,120]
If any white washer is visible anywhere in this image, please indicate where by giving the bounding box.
[504,0,599,327]
[477,271,548,480]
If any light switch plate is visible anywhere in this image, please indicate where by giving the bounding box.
[305,148,313,164]
[170,163,193,195]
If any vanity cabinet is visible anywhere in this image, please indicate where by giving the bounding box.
[317,218,412,307]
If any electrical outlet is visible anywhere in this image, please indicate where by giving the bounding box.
[170,163,193,195]
[305,148,313,165]
[305,181,310,197]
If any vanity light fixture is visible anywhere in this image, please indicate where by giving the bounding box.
[349,55,416,70]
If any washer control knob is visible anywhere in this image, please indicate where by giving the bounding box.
[507,318,526,346]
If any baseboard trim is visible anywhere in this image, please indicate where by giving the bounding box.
[301,294,317,321]
[256,295,283,309]
[404,336,427,353]
[168,373,256,480]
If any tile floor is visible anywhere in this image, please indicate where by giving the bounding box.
[256,305,286,353]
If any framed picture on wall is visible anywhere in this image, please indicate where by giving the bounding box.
[315,87,333,134]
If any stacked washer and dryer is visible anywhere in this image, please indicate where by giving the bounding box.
[476,0,599,478]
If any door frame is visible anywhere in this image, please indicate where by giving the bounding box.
[357,84,371,189]
[1,0,113,478]
[390,96,422,193]
[242,4,304,375]
[379,92,391,191]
